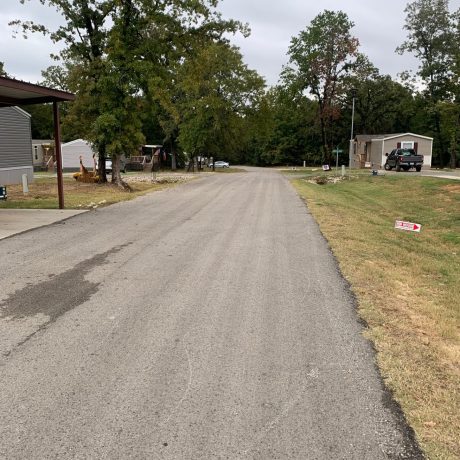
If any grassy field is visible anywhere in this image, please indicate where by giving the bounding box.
[0,173,188,209]
[292,173,459,459]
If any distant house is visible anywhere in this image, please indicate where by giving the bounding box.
[61,139,96,171]
[350,133,433,169]
[32,139,54,171]
[0,106,34,185]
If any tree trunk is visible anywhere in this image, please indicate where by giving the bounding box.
[111,155,131,190]
[187,156,195,172]
[450,135,458,169]
[451,111,460,169]
[434,110,445,168]
[319,113,328,164]
[171,150,177,171]
[97,145,107,183]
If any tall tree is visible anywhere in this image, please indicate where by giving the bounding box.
[340,57,416,136]
[163,42,264,166]
[144,1,248,170]
[397,0,455,167]
[284,10,360,164]
[11,0,115,180]
[12,0,248,182]
[0,62,9,77]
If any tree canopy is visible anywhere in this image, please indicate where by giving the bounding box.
[283,10,360,164]
[8,2,460,170]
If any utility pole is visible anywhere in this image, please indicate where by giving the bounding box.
[348,89,357,168]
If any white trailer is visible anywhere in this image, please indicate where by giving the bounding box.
[61,139,96,170]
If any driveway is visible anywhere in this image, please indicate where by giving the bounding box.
[0,208,87,240]
[384,168,460,180]
[0,168,422,459]
[420,169,460,180]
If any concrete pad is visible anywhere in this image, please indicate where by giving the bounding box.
[0,209,87,240]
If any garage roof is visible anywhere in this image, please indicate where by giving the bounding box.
[0,76,75,106]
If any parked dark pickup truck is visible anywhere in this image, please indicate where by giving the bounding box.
[384,148,424,172]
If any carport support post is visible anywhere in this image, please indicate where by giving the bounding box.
[53,101,64,209]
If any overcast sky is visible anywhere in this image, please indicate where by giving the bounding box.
[1,0,460,87]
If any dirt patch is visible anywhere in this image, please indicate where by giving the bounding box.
[306,175,352,185]
[442,184,460,193]
[124,174,192,184]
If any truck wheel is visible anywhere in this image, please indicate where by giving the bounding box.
[416,165,422,172]
[384,163,392,171]
[396,165,401,172]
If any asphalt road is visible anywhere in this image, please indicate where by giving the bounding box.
[0,167,423,459]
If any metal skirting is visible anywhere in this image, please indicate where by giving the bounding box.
[0,166,34,186]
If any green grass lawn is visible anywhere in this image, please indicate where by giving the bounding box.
[293,174,460,460]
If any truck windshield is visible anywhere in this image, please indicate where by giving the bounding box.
[401,149,416,156]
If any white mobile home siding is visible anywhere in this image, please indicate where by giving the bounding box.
[61,139,95,170]
[0,107,34,185]
[369,139,383,168]
[32,139,53,167]
[382,135,433,168]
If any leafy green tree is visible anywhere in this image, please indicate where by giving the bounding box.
[12,0,248,181]
[269,86,322,166]
[11,0,114,180]
[239,92,276,165]
[21,104,54,139]
[284,10,360,164]
[41,65,72,91]
[145,3,249,170]
[340,58,416,136]
[448,9,460,167]
[398,0,456,167]
[0,62,9,77]
[171,42,264,166]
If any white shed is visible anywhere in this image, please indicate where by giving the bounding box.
[61,139,96,170]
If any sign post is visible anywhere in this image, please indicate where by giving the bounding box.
[334,147,343,174]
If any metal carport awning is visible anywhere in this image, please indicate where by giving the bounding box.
[0,76,75,209]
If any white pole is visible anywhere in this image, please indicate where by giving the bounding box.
[350,96,355,141]
[349,91,356,168]
[336,147,339,174]
[22,174,29,194]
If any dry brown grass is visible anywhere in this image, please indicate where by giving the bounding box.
[0,174,189,209]
[293,175,459,460]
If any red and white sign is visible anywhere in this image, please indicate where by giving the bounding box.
[395,220,422,232]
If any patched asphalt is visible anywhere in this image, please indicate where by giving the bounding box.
[0,167,423,459]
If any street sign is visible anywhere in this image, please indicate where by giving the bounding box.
[394,220,422,232]
[334,147,344,173]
